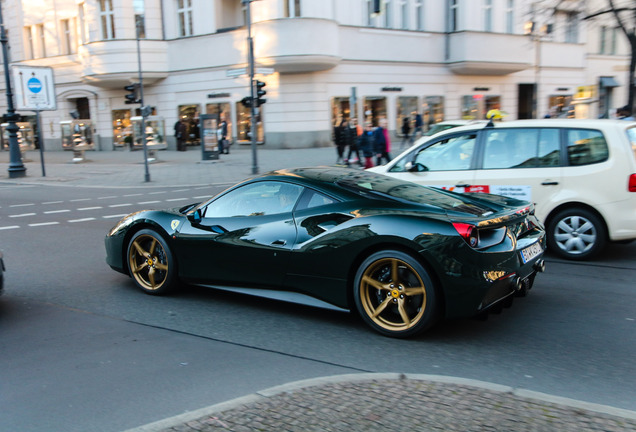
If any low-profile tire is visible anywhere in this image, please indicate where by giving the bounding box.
[547,208,606,260]
[127,229,177,295]
[353,250,438,338]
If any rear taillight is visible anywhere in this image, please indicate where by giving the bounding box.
[629,174,636,192]
[453,222,479,247]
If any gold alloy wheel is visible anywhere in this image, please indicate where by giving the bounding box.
[128,233,169,291]
[359,257,427,332]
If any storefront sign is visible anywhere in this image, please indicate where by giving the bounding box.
[381,87,402,92]
[208,93,231,99]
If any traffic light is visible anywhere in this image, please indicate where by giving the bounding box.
[255,80,267,107]
[240,96,253,108]
[124,83,140,104]
[373,0,381,13]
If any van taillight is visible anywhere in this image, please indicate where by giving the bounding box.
[629,174,636,192]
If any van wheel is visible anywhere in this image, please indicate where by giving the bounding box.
[547,208,606,260]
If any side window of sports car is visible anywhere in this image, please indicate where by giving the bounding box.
[412,133,477,171]
[204,181,304,218]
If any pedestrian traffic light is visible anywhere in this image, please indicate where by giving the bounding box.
[124,83,140,104]
[255,80,267,107]
[240,96,253,108]
[373,0,381,14]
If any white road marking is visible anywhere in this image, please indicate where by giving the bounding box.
[149,191,166,195]
[69,218,96,223]
[173,189,189,193]
[29,222,60,227]
[98,196,117,200]
[9,203,35,207]
[108,203,132,207]
[78,206,103,211]
[192,195,210,199]
[70,198,92,202]
[137,200,160,205]
[123,193,143,197]
[103,214,128,219]
[43,201,64,205]
[0,225,20,230]
[9,213,36,218]
[44,209,71,214]
[166,198,188,202]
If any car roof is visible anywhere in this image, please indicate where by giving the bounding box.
[440,118,635,134]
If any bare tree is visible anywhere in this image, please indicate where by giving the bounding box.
[585,1,636,111]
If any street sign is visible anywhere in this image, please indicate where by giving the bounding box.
[11,66,57,111]
[226,67,247,78]
[256,67,275,75]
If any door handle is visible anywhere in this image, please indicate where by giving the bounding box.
[541,181,559,186]
[271,239,287,246]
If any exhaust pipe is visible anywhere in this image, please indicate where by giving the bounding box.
[533,259,546,273]
[513,276,523,292]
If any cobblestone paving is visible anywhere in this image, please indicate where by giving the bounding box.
[159,378,636,432]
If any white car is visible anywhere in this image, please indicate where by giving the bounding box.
[370,119,636,260]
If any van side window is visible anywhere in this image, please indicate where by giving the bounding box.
[566,129,609,166]
[482,128,560,169]
[412,133,477,171]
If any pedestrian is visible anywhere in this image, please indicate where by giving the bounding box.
[359,121,376,169]
[413,112,424,137]
[373,118,392,166]
[401,116,411,149]
[617,105,635,121]
[333,120,348,164]
[219,117,229,154]
[174,118,187,151]
[346,118,363,167]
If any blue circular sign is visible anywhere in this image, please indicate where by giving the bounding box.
[27,77,43,94]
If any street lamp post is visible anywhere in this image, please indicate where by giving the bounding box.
[0,2,26,178]
[243,0,259,175]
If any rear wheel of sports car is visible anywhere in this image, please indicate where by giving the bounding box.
[127,229,176,295]
[547,208,606,260]
[354,251,438,338]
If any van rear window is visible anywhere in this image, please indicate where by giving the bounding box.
[565,129,609,166]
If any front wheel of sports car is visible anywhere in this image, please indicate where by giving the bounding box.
[354,251,438,338]
[127,229,177,295]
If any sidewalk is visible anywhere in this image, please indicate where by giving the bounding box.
[126,373,636,432]
[4,147,636,431]
[0,145,343,188]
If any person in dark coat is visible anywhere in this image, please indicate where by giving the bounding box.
[346,118,363,167]
[174,118,187,151]
[334,120,348,164]
[401,116,411,149]
[358,121,376,169]
[219,118,229,154]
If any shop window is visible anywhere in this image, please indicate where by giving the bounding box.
[178,104,201,146]
[363,97,387,127]
[331,97,358,128]
[235,103,264,143]
[461,95,499,120]
[396,97,418,136]
[423,96,444,129]
[548,95,574,118]
[206,103,232,141]
[112,109,132,148]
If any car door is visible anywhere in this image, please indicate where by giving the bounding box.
[472,127,562,220]
[385,131,479,192]
[174,181,303,287]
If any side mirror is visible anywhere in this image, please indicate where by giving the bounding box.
[187,208,202,224]
[406,161,428,172]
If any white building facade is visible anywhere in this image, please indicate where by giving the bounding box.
[0,0,632,150]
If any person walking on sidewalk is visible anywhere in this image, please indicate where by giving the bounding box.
[174,118,187,152]
[359,121,376,169]
[373,118,392,166]
[346,118,363,167]
[400,116,411,149]
[333,120,349,164]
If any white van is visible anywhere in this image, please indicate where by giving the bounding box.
[369,119,636,260]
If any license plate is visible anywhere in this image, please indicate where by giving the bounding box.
[521,242,543,264]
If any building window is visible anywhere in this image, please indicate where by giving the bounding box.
[505,0,514,33]
[396,97,419,137]
[399,0,408,30]
[415,0,424,30]
[134,0,146,38]
[178,0,193,37]
[461,95,500,120]
[36,24,46,58]
[61,19,73,54]
[483,0,492,32]
[383,0,392,28]
[423,96,444,129]
[177,104,201,146]
[363,97,387,127]
[565,12,578,43]
[600,26,618,55]
[99,0,116,40]
[331,97,358,127]
[283,0,301,18]
[23,26,34,59]
[78,2,87,44]
[448,0,458,32]
[365,0,376,27]
[236,103,264,143]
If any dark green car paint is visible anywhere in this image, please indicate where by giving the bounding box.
[106,167,545,321]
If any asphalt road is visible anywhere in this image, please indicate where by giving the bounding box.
[1,183,635,432]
